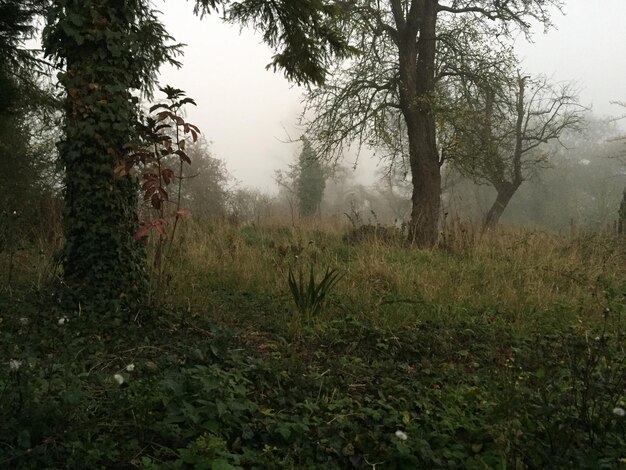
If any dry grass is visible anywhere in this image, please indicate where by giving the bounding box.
[2,214,621,334]
[161,217,625,334]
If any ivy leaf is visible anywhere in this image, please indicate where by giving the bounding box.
[211,460,236,470]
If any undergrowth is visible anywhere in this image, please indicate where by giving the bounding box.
[1,221,625,468]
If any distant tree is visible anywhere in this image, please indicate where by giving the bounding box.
[296,138,326,218]
[448,74,583,230]
[439,113,625,232]
[181,138,231,219]
[619,188,626,236]
[228,188,274,224]
[274,166,298,225]
[612,101,626,235]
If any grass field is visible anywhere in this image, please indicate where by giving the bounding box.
[1,220,625,468]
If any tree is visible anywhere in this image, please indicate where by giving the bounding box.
[304,0,561,246]
[228,188,274,224]
[448,74,583,229]
[43,0,183,313]
[296,137,326,217]
[0,0,60,251]
[42,0,353,314]
[181,138,231,220]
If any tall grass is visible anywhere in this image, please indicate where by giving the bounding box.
[2,214,622,335]
[157,217,626,335]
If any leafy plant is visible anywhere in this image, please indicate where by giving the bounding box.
[287,264,343,319]
[120,86,200,300]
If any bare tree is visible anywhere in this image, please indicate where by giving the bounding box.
[448,74,584,229]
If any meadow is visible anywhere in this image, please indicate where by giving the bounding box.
[1,219,625,468]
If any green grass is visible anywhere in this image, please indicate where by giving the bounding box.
[1,220,625,468]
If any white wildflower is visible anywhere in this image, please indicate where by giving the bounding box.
[395,430,408,441]
[613,407,625,417]
[19,317,29,325]
[58,317,69,325]
[125,364,135,372]
[9,359,22,371]
[113,373,124,385]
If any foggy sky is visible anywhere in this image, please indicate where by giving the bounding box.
[157,1,626,191]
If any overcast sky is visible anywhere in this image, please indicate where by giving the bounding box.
[157,1,626,191]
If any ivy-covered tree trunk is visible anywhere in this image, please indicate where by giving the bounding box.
[45,0,151,313]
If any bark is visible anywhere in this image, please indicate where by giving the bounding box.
[619,187,626,235]
[483,182,519,230]
[395,0,441,247]
[482,77,526,231]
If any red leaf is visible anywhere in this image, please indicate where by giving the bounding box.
[174,149,191,164]
[156,111,171,123]
[142,179,156,191]
[154,123,171,133]
[179,97,197,106]
[151,193,161,209]
[149,103,169,113]
[175,208,190,218]
[154,221,166,236]
[162,168,174,185]
[135,224,151,240]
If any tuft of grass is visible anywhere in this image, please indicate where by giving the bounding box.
[287,264,344,320]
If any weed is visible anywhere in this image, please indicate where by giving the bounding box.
[287,264,344,320]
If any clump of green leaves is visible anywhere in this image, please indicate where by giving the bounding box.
[287,264,343,319]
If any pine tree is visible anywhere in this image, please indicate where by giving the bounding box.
[296,138,326,218]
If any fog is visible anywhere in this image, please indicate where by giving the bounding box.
[157,1,626,194]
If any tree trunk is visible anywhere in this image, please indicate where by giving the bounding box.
[619,187,626,236]
[483,182,518,230]
[407,115,441,246]
[395,0,441,247]
[51,1,148,314]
